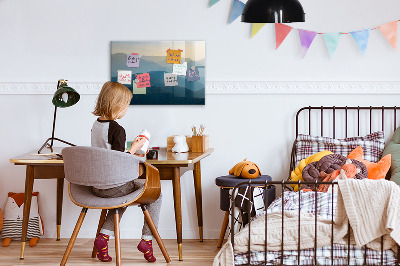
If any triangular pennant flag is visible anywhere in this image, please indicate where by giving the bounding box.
[298,29,317,58]
[275,23,293,49]
[209,0,220,7]
[229,0,245,24]
[323,33,341,58]
[351,29,370,55]
[378,21,398,50]
[251,23,266,38]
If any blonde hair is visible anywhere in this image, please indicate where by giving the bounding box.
[93,82,133,120]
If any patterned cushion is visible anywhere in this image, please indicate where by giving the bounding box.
[295,131,385,166]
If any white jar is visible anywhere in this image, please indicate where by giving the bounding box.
[136,129,150,154]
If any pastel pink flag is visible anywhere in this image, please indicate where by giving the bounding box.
[275,23,293,49]
[298,29,317,58]
[378,21,398,50]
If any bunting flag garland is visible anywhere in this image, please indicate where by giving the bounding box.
[229,0,245,24]
[351,29,370,55]
[378,21,398,50]
[323,33,341,58]
[298,29,317,58]
[209,4,400,58]
[251,23,266,38]
[275,23,293,49]
[209,0,220,7]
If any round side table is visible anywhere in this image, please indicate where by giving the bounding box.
[215,175,275,248]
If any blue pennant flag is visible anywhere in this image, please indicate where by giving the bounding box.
[323,33,341,58]
[229,0,245,23]
[209,0,220,7]
[351,29,371,55]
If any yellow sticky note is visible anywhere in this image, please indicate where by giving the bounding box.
[166,49,183,64]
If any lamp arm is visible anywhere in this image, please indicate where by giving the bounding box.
[50,105,57,148]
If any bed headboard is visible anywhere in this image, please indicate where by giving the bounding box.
[290,106,400,179]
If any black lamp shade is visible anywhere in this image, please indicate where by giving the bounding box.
[242,0,305,23]
[52,84,80,108]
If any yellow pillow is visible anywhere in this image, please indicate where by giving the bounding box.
[290,150,333,191]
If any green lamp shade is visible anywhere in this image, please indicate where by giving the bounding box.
[52,84,80,108]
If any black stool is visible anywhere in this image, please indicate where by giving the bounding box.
[215,175,275,248]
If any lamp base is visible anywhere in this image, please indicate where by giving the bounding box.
[38,137,76,154]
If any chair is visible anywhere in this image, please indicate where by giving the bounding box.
[60,146,171,265]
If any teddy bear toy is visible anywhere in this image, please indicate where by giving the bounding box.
[1,192,44,247]
[172,135,189,153]
[229,159,261,179]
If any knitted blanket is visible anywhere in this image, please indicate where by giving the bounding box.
[214,179,400,266]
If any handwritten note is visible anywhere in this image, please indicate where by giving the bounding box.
[173,62,187,76]
[186,67,200,82]
[126,53,140,68]
[164,73,178,86]
[166,49,183,64]
[117,70,132,84]
[136,73,151,88]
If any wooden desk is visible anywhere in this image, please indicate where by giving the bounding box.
[10,147,213,261]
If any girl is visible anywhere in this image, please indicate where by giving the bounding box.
[91,81,162,263]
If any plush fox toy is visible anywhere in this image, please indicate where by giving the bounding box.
[229,159,261,179]
[1,192,44,247]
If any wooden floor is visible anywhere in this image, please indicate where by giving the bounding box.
[0,239,221,265]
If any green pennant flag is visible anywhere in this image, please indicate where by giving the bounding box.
[209,0,220,7]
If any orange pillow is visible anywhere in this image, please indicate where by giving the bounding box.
[347,146,391,180]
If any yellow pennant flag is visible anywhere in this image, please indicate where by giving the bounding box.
[251,23,266,38]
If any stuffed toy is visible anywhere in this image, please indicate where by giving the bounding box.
[229,159,261,179]
[1,192,44,247]
[348,146,391,180]
[172,135,189,153]
[289,150,333,191]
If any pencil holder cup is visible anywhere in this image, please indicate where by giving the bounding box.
[191,135,209,153]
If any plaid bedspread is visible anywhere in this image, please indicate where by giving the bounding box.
[234,191,397,265]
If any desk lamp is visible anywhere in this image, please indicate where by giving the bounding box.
[38,79,80,154]
[241,0,305,23]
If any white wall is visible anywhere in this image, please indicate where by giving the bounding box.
[1,0,400,240]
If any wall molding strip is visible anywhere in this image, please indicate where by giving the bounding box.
[0,81,399,95]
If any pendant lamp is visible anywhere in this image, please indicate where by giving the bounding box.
[38,79,80,154]
[242,0,305,23]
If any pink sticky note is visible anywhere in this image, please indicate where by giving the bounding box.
[136,73,151,88]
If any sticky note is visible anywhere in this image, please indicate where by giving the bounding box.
[164,73,178,86]
[186,67,200,82]
[173,62,187,76]
[166,49,183,64]
[117,70,132,84]
[126,53,140,68]
[136,73,151,88]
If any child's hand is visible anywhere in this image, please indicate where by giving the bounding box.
[134,148,149,157]
[129,137,147,155]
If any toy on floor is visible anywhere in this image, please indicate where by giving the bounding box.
[229,159,261,179]
[1,192,44,247]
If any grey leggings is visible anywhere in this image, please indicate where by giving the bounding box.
[92,180,162,240]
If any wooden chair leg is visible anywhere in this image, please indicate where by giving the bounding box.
[60,208,88,266]
[114,210,121,266]
[141,205,171,263]
[91,209,108,258]
[217,211,230,248]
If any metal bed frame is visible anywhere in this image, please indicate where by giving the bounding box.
[230,106,400,266]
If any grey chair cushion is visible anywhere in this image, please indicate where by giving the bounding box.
[62,146,145,188]
[69,180,145,208]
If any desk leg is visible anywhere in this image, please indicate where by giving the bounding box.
[56,178,64,241]
[193,161,203,242]
[20,165,35,259]
[172,167,183,261]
